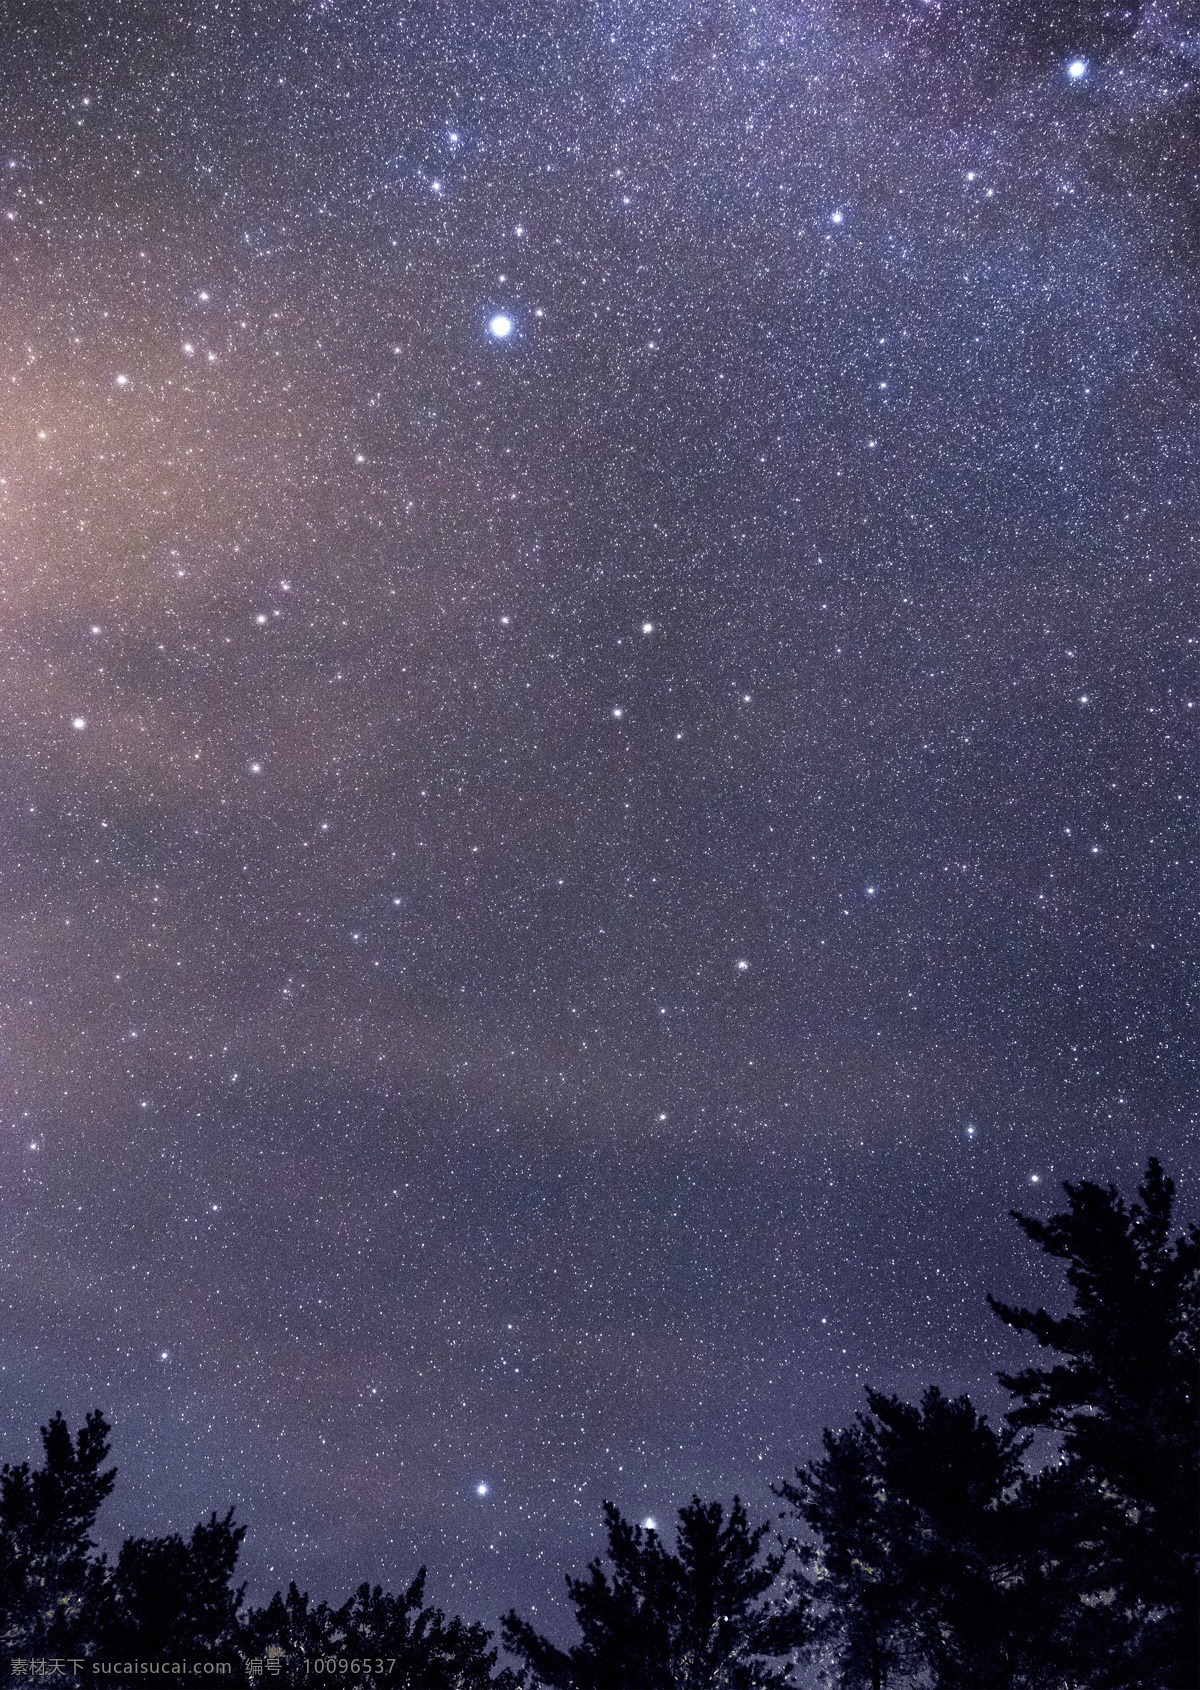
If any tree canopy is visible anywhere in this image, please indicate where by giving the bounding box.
[0,1415,516,1688]
[989,1157,1200,1685]
[0,1159,1194,1689]
[503,1494,805,1689]
[776,1158,1199,1688]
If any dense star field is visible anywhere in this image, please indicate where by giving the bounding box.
[0,0,1195,1640]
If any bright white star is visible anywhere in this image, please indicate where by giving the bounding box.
[488,314,513,339]
[1067,59,1087,78]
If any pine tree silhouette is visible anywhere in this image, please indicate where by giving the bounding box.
[240,1569,520,1689]
[0,1410,116,1659]
[776,1387,1031,1689]
[989,1157,1200,1686]
[503,1494,803,1688]
[0,1415,517,1685]
[775,1159,1199,1688]
[93,1510,246,1660]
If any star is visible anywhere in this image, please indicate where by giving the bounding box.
[1067,59,1087,79]
[488,313,513,339]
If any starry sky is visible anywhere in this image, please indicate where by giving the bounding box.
[0,0,1196,1647]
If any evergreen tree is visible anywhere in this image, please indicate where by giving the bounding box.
[502,1494,803,1689]
[776,1161,1198,1688]
[776,1387,1039,1689]
[853,1388,1031,1686]
[0,1407,517,1684]
[989,1157,1200,1686]
[92,1510,246,1661]
[774,1419,911,1690]
[0,1410,116,1659]
[240,1570,520,1689]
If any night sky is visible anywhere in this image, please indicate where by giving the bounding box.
[0,0,1196,1648]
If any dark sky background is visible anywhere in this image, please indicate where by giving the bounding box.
[0,0,1195,1651]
